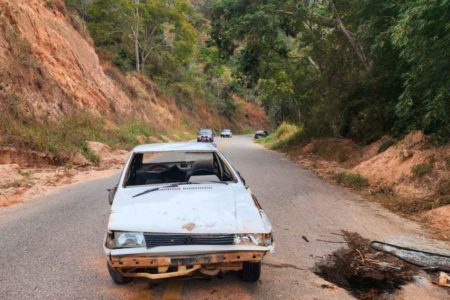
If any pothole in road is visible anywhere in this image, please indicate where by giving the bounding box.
[313,231,419,299]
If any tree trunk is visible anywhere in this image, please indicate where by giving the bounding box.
[328,0,371,72]
[134,0,141,72]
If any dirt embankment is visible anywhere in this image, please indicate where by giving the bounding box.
[0,141,127,207]
[290,131,450,239]
[0,0,268,132]
[0,0,270,206]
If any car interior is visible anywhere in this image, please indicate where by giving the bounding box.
[124,151,236,186]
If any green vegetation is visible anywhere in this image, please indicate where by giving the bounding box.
[208,0,450,143]
[257,122,301,150]
[377,139,397,154]
[436,177,450,197]
[65,0,240,117]
[79,141,100,164]
[375,195,442,215]
[411,163,432,177]
[0,108,162,162]
[333,172,369,189]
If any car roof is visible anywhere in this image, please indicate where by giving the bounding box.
[132,142,217,153]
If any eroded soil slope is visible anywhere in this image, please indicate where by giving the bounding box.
[0,0,268,132]
[0,0,269,206]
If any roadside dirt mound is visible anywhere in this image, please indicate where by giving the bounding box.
[301,138,361,166]
[85,141,128,168]
[295,138,361,180]
[0,164,23,187]
[424,205,450,239]
[360,136,392,161]
[354,131,450,198]
[0,147,64,166]
[0,142,128,207]
[314,231,419,299]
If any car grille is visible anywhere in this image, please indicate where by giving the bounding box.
[144,233,234,248]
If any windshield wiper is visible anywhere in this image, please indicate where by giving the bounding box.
[132,182,194,198]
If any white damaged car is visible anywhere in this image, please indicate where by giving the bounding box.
[104,142,274,283]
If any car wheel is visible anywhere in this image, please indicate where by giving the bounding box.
[107,262,132,284]
[239,261,261,282]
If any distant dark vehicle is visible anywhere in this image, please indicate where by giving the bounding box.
[254,130,269,139]
[197,129,214,142]
[220,129,233,138]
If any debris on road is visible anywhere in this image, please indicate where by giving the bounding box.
[370,241,450,272]
[314,231,419,299]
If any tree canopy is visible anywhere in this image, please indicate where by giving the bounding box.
[208,0,450,142]
[67,0,450,142]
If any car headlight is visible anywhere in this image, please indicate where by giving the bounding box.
[234,233,273,246]
[114,232,146,248]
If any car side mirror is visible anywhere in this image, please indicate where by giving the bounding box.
[107,186,117,205]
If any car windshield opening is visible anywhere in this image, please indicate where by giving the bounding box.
[199,129,212,135]
[124,151,236,187]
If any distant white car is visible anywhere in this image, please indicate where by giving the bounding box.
[220,129,233,138]
[104,142,274,284]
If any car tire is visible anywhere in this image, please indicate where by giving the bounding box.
[239,261,261,282]
[107,262,132,284]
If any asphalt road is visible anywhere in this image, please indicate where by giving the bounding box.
[0,135,447,299]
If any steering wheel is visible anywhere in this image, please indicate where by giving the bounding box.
[189,168,215,177]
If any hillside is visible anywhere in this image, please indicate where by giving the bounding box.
[0,0,269,206]
[0,0,268,160]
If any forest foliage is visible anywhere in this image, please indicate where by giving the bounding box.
[208,0,450,143]
[66,0,238,116]
[66,0,449,143]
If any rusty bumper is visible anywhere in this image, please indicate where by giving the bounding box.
[109,251,266,280]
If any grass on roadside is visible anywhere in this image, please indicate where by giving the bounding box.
[0,110,170,163]
[257,122,302,150]
[333,172,369,189]
[377,138,396,153]
[411,163,432,177]
[373,194,450,215]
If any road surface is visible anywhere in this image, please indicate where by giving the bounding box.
[0,136,447,299]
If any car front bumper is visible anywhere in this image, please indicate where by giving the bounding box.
[107,251,266,280]
[105,244,274,280]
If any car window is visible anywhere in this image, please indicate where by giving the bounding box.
[199,129,212,135]
[124,151,236,186]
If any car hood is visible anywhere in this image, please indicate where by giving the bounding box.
[108,186,269,234]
